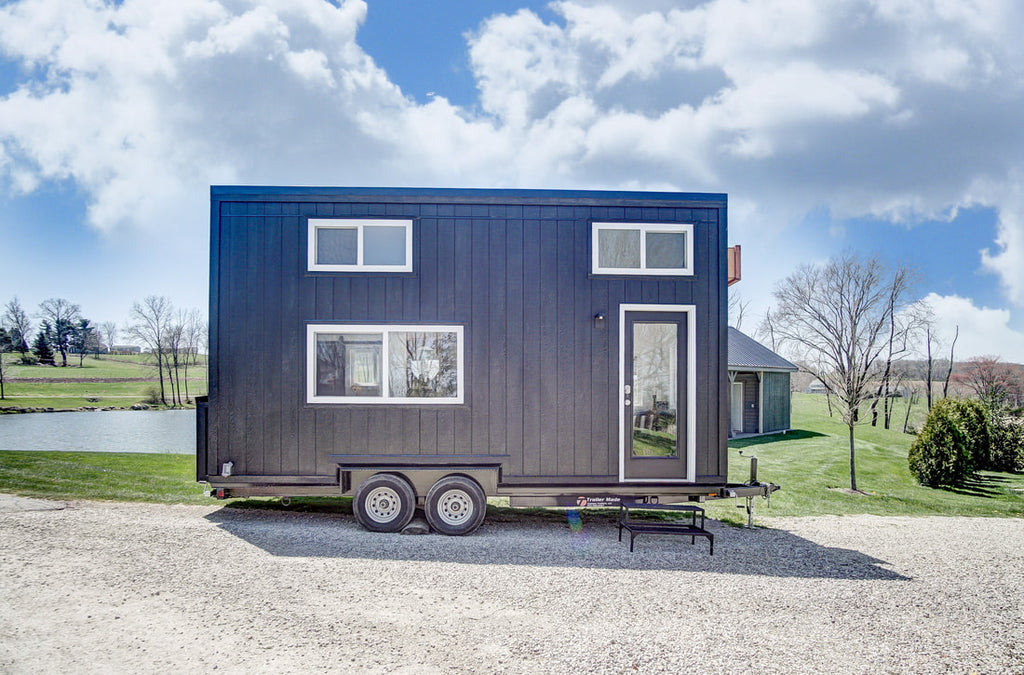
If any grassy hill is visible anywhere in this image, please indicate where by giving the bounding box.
[0,353,207,410]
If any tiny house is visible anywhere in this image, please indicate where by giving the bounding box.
[198,187,771,535]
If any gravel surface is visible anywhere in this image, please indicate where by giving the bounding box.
[1,497,1021,673]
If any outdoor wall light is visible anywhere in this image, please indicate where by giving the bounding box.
[594,312,606,325]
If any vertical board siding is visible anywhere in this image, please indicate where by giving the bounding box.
[762,372,792,433]
[206,191,727,486]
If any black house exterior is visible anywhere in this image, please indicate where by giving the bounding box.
[199,187,743,533]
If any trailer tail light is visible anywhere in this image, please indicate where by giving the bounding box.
[215,488,227,499]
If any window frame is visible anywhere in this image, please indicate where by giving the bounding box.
[306,323,464,405]
[591,222,694,276]
[307,218,414,273]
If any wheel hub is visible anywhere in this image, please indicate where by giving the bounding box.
[366,487,401,523]
[437,490,473,525]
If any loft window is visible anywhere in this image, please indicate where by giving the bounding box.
[308,219,413,272]
[592,222,693,276]
[307,324,464,404]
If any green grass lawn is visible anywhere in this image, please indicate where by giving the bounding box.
[0,451,209,504]
[1,393,1021,520]
[705,393,1024,523]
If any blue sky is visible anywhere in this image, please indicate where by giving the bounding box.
[1,0,1023,361]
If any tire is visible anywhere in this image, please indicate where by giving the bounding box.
[424,475,487,536]
[352,473,417,533]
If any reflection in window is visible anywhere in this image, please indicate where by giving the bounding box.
[308,324,463,404]
[389,331,459,398]
[592,222,693,275]
[308,219,413,272]
[315,333,382,397]
[598,229,641,269]
[631,322,678,457]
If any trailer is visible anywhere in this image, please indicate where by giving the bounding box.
[198,186,776,535]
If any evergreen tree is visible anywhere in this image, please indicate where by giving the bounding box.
[33,326,55,365]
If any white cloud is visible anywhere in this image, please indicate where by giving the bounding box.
[923,293,1024,363]
[0,0,1023,325]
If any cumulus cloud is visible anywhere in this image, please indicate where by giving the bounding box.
[0,0,1023,320]
[923,293,1024,363]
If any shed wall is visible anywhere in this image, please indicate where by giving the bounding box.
[762,371,792,433]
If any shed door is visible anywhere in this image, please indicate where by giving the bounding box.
[621,310,689,481]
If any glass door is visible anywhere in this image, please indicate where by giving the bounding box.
[622,309,689,481]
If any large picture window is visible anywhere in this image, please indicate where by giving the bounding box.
[307,324,463,404]
[592,222,693,276]
[308,219,413,272]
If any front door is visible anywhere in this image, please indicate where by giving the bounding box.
[621,307,691,481]
[731,381,744,434]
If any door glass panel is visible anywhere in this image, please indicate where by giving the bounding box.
[632,322,678,457]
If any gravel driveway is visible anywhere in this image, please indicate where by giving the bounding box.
[1,497,1021,673]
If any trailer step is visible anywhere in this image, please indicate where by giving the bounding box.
[616,502,714,554]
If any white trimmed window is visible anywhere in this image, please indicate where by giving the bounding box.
[307,324,464,404]
[592,222,693,276]
[308,219,413,272]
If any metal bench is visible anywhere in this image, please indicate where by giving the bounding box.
[617,502,714,554]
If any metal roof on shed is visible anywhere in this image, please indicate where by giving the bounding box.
[728,327,798,372]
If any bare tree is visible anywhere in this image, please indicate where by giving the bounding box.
[956,355,1015,415]
[869,284,922,428]
[757,308,779,352]
[99,321,118,353]
[3,298,32,355]
[728,291,749,330]
[127,296,174,405]
[942,326,958,400]
[180,309,206,402]
[38,298,82,367]
[769,252,917,492]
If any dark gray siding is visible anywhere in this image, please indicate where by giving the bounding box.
[204,188,728,486]
[762,371,792,433]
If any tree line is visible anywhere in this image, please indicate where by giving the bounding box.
[0,295,206,406]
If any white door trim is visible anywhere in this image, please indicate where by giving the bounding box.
[618,303,697,483]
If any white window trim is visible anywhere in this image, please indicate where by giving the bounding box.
[308,218,414,273]
[307,323,464,405]
[592,222,694,276]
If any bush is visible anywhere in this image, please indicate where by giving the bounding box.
[19,353,38,365]
[988,417,1024,473]
[908,398,989,488]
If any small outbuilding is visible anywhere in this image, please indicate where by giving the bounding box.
[728,327,798,437]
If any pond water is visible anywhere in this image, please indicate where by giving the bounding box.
[0,410,195,455]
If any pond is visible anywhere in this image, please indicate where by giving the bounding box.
[0,410,195,455]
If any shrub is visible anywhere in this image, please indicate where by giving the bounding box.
[144,386,161,405]
[19,353,38,365]
[908,398,988,487]
[988,417,1024,473]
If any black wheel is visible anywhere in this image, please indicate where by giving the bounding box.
[353,473,416,533]
[424,475,487,536]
